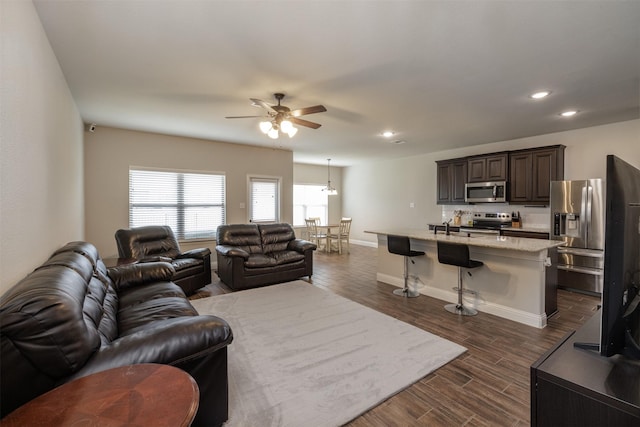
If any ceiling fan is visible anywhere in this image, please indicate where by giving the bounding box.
[226,93,327,139]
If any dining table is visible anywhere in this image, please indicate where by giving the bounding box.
[316,224,339,253]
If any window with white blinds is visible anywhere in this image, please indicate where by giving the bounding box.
[293,184,328,226]
[249,177,280,223]
[129,168,225,240]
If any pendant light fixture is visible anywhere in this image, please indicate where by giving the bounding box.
[323,158,338,195]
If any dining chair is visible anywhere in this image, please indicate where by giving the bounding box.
[305,218,326,250]
[327,218,352,254]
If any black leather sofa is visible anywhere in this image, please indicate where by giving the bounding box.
[115,225,212,296]
[216,223,317,291]
[0,241,233,427]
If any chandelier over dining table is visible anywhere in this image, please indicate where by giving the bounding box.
[323,158,337,195]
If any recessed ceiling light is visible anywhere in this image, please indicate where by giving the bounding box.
[530,91,551,99]
[560,110,578,117]
[381,131,395,138]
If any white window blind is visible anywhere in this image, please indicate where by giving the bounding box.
[293,184,328,226]
[249,177,279,223]
[129,168,225,240]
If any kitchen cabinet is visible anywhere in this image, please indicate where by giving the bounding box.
[436,159,467,205]
[467,153,508,183]
[509,145,565,205]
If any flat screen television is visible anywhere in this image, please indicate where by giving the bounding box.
[600,154,640,359]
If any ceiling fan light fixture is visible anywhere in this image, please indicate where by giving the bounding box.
[286,126,298,138]
[229,93,326,139]
[267,128,279,139]
[280,120,293,133]
[259,121,272,134]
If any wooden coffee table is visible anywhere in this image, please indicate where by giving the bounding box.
[2,364,199,426]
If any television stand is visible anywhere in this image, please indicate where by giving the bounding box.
[573,341,599,351]
[531,310,640,426]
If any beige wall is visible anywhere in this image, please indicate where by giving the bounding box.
[84,126,293,258]
[344,119,640,244]
[0,0,84,294]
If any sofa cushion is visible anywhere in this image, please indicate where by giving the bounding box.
[115,226,181,259]
[118,281,186,309]
[0,263,102,379]
[41,242,120,347]
[271,250,305,265]
[118,296,198,336]
[245,253,277,268]
[243,250,305,269]
[259,223,296,254]
[217,224,263,254]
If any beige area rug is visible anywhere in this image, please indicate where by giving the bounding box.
[191,281,466,427]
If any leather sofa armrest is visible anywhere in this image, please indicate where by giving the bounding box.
[140,255,173,263]
[289,239,317,253]
[108,262,175,291]
[178,247,211,259]
[68,316,233,380]
[215,245,250,259]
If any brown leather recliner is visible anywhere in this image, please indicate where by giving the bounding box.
[115,226,212,296]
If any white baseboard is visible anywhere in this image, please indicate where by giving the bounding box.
[350,239,378,248]
[376,273,547,328]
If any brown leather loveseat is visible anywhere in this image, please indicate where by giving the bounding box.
[0,241,232,426]
[215,223,317,291]
[115,225,212,296]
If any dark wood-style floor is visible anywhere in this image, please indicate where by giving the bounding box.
[191,244,600,426]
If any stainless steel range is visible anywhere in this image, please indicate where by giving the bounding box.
[460,212,512,236]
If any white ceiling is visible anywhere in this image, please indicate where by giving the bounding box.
[33,0,640,166]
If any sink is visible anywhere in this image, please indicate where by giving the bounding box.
[445,232,475,238]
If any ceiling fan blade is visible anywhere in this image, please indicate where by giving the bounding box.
[290,105,327,117]
[290,117,322,129]
[250,98,275,112]
[225,115,266,119]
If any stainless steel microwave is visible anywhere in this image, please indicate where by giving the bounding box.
[465,181,507,203]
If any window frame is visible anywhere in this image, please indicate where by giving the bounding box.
[247,175,281,223]
[293,184,329,226]
[128,166,226,241]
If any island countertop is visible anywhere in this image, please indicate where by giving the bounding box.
[365,228,565,253]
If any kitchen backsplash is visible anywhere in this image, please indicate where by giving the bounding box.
[440,204,550,229]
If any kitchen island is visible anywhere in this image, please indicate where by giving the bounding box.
[366,229,565,328]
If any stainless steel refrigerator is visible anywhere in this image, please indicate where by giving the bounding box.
[550,179,605,295]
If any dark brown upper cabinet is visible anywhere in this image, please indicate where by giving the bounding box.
[436,158,467,205]
[467,153,508,183]
[509,145,565,205]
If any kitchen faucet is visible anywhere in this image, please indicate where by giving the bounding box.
[443,219,451,236]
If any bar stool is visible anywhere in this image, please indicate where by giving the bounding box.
[437,241,483,316]
[387,235,425,298]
